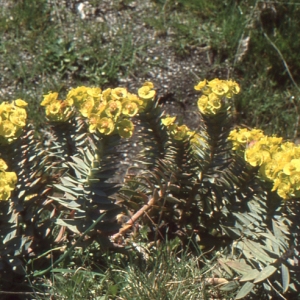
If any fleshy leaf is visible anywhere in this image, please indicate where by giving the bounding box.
[253,265,277,283]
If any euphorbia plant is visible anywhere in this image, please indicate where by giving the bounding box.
[0,78,299,299]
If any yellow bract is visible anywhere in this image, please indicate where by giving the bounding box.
[0,159,8,171]
[161,116,176,126]
[208,78,229,96]
[41,92,59,106]
[111,87,127,100]
[105,100,122,119]
[0,120,16,138]
[117,119,134,138]
[194,79,207,91]
[138,82,156,100]
[78,97,94,118]
[122,101,138,117]
[14,99,28,107]
[87,87,102,100]
[96,117,115,135]
[9,108,27,127]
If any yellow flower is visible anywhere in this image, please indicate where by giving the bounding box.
[138,86,156,100]
[245,145,271,167]
[4,172,17,189]
[208,79,229,96]
[93,100,107,115]
[172,124,189,141]
[283,159,300,175]
[46,100,61,116]
[105,100,122,119]
[96,117,115,135]
[0,102,12,118]
[142,81,154,89]
[226,80,240,98]
[41,92,59,106]
[0,184,11,200]
[194,79,207,91]
[271,151,292,164]
[266,136,281,145]
[280,141,295,152]
[0,170,17,201]
[44,100,72,122]
[14,99,28,107]
[197,95,209,114]
[292,146,300,159]
[87,87,102,100]
[78,97,95,118]
[117,119,134,138]
[277,182,292,200]
[111,87,128,100]
[161,116,176,126]
[228,128,266,152]
[127,92,143,106]
[88,114,101,133]
[66,86,88,107]
[259,160,283,181]
[64,97,74,107]
[289,171,300,186]
[9,107,27,127]
[0,120,16,138]
[208,93,222,112]
[272,174,292,199]
[101,88,112,102]
[121,101,138,117]
[249,129,265,141]
[0,159,8,171]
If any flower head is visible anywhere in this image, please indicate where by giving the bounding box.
[122,101,139,117]
[105,100,122,119]
[208,79,229,96]
[194,80,207,91]
[96,117,115,135]
[161,116,176,126]
[41,92,59,106]
[117,119,134,138]
[138,82,156,100]
[111,87,127,100]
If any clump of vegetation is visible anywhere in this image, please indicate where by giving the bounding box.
[0,77,299,299]
[1,1,300,299]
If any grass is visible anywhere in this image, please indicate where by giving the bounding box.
[2,0,300,137]
[148,0,300,138]
[0,0,151,126]
[26,238,235,300]
[1,0,300,298]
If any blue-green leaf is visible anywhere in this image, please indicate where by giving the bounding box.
[253,265,277,283]
[235,282,254,299]
[281,263,290,293]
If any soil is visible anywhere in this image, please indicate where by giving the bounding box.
[61,0,224,129]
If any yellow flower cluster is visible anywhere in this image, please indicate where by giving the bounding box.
[0,99,28,144]
[0,159,17,201]
[228,128,300,200]
[41,82,156,138]
[194,79,240,115]
[161,116,195,141]
[40,92,73,122]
